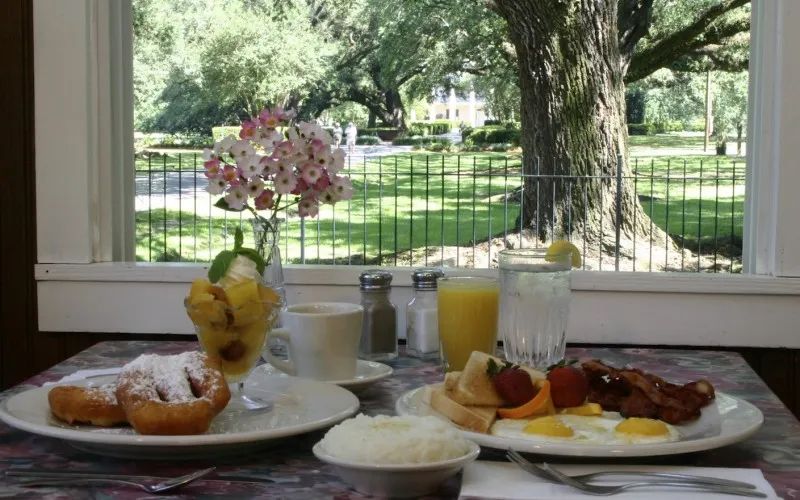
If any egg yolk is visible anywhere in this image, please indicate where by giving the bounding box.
[523,416,574,437]
[615,417,669,436]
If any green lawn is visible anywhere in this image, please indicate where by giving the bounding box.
[135,137,746,265]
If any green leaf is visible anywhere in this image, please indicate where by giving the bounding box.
[233,227,244,250]
[235,248,266,276]
[486,358,514,377]
[214,198,247,212]
[208,250,236,283]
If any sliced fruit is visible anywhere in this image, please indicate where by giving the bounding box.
[497,380,552,419]
[226,279,260,309]
[524,415,574,437]
[189,278,214,301]
[188,299,228,330]
[257,283,280,304]
[188,292,215,306]
[208,285,229,304]
[559,402,602,416]
[546,240,582,268]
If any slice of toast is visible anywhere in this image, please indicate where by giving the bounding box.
[449,351,506,407]
[429,386,497,433]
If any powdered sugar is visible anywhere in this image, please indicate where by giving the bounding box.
[118,352,218,403]
[89,383,119,404]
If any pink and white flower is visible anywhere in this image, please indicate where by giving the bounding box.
[319,186,339,204]
[331,175,354,200]
[207,178,227,195]
[239,119,258,140]
[245,178,265,199]
[204,159,221,178]
[254,189,275,210]
[301,162,322,185]
[273,171,297,194]
[224,185,248,210]
[202,148,215,161]
[222,164,239,183]
[214,135,236,156]
[298,194,319,218]
[238,155,263,179]
[330,149,346,173]
[229,139,255,159]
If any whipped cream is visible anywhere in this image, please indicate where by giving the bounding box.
[218,254,261,288]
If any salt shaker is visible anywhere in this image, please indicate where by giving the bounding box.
[406,268,444,359]
[358,269,397,361]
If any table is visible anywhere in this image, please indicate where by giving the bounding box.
[1,342,799,499]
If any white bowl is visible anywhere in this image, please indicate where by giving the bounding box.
[312,440,480,498]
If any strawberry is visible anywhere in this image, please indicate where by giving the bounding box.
[547,361,589,408]
[487,359,536,406]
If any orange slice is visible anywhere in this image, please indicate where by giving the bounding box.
[497,380,552,419]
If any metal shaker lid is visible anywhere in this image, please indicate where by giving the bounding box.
[411,268,445,289]
[359,269,393,290]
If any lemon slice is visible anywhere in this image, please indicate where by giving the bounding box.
[546,240,582,268]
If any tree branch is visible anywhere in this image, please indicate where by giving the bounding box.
[618,0,655,71]
[626,0,749,83]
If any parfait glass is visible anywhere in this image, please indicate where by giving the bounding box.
[185,284,282,411]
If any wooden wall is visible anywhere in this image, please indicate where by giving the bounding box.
[1,0,798,420]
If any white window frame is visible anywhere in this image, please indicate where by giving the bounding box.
[34,0,800,347]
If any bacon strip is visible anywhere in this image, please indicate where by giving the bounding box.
[581,359,715,424]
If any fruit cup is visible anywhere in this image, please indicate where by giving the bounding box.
[185,277,282,410]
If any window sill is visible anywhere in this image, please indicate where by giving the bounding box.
[35,262,800,295]
[34,263,800,348]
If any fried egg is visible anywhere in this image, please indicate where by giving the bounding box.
[490,413,681,445]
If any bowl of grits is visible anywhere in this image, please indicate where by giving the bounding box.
[313,414,480,498]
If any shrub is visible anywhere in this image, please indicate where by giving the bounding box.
[356,135,381,145]
[428,120,454,135]
[358,127,401,141]
[211,126,241,141]
[407,122,429,136]
[627,123,654,136]
[652,121,684,133]
[425,142,454,152]
[392,136,452,147]
[483,119,502,126]
[135,132,213,150]
[463,126,520,146]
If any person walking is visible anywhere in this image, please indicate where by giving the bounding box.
[345,122,358,154]
[333,122,343,148]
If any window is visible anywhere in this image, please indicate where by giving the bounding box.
[34,0,800,349]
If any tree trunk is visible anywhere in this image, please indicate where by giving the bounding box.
[494,0,670,255]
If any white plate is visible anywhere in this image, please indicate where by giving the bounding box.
[0,371,360,459]
[256,360,393,392]
[312,440,480,498]
[395,385,763,457]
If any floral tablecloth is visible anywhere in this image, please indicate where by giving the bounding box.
[1,341,799,499]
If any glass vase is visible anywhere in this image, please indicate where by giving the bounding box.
[251,215,287,314]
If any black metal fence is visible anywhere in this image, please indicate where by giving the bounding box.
[134,152,745,272]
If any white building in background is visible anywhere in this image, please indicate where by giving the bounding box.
[409,89,490,128]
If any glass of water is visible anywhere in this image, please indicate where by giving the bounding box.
[498,248,572,370]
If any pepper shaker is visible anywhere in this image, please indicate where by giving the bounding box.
[358,269,397,361]
[406,268,444,359]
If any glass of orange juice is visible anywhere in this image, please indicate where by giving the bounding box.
[437,276,499,372]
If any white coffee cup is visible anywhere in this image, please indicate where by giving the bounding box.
[265,302,363,380]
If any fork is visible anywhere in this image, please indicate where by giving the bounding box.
[507,450,756,489]
[506,453,766,498]
[11,466,215,494]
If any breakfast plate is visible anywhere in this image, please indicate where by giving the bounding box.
[0,370,360,459]
[256,360,393,393]
[396,384,763,457]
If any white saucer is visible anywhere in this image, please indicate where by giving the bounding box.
[257,360,392,392]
